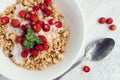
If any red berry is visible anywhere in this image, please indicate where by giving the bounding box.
[31,49,38,57]
[25,15,30,21]
[42,8,52,16]
[19,10,27,18]
[37,20,44,27]
[11,19,20,28]
[32,24,41,32]
[29,22,34,26]
[21,24,28,31]
[21,50,28,58]
[44,0,52,5]
[0,16,9,25]
[29,10,36,15]
[39,35,47,44]
[35,44,43,51]
[106,18,113,24]
[30,14,39,22]
[15,36,22,43]
[39,3,47,10]
[55,21,62,28]
[109,24,117,31]
[49,19,55,25]
[83,66,90,73]
[33,5,39,11]
[43,44,49,50]
[23,48,29,53]
[42,24,50,32]
[99,17,106,24]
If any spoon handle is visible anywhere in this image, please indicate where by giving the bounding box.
[53,57,85,80]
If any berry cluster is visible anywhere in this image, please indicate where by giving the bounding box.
[99,17,117,31]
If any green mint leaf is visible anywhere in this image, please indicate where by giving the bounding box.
[33,36,42,44]
[24,26,43,48]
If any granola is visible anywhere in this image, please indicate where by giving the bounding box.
[0,0,69,70]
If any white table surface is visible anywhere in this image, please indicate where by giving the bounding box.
[0,0,120,80]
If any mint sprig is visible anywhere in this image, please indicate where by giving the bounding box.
[24,26,42,48]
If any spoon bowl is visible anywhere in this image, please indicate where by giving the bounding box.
[85,38,115,61]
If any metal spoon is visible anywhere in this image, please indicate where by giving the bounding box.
[54,38,115,80]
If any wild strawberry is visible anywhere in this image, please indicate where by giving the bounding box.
[21,50,28,58]
[31,49,38,57]
[15,36,22,43]
[38,35,47,44]
[21,24,28,31]
[29,10,37,15]
[0,16,9,25]
[42,8,52,16]
[43,44,49,50]
[83,66,90,73]
[99,17,106,24]
[11,19,20,28]
[55,21,62,28]
[44,0,52,5]
[106,18,113,24]
[42,24,50,32]
[39,3,47,10]
[23,48,29,53]
[30,14,39,22]
[49,19,55,25]
[19,10,27,18]
[32,24,41,32]
[37,20,44,27]
[109,24,117,31]
[35,44,43,51]
[33,5,39,11]
[29,22,34,26]
[25,15,30,21]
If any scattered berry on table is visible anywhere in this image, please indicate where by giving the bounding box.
[109,24,117,31]
[98,17,106,24]
[83,66,90,73]
[106,18,113,24]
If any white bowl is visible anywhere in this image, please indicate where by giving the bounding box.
[0,0,85,80]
